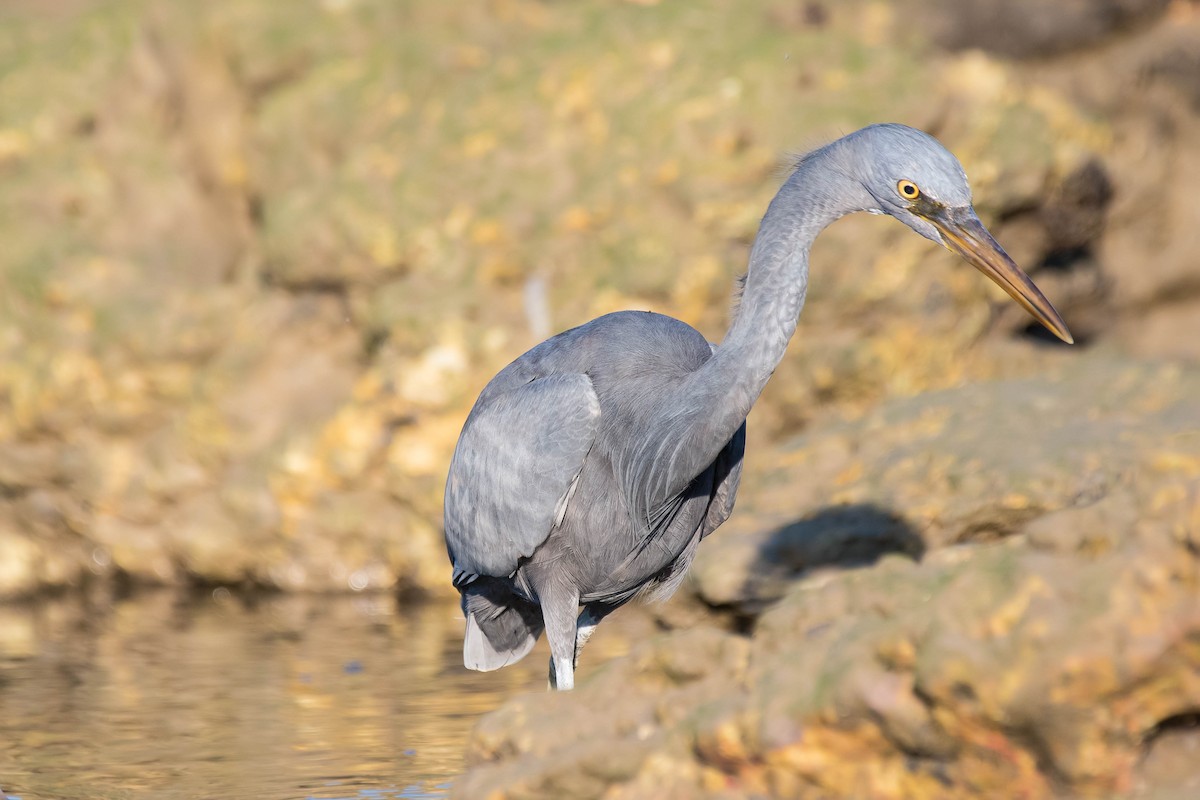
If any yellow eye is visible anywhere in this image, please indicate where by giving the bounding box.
[897,179,920,200]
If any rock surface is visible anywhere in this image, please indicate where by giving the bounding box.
[0,4,1190,753]
[691,353,1198,613]
[925,0,1173,58]
[0,0,1197,599]
[457,356,1200,799]
[0,1,1197,797]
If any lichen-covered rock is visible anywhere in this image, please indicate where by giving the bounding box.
[690,355,1200,613]
[457,358,1200,799]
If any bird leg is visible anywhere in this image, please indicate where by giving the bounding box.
[548,656,572,691]
[549,605,611,689]
[572,605,611,668]
[543,585,580,691]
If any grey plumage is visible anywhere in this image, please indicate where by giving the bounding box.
[444,124,1073,690]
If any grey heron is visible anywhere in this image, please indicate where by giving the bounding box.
[443,124,1072,690]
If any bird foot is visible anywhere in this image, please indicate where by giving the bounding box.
[548,655,575,691]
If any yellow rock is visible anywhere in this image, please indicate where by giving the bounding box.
[468,217,507,246]
[557,206,595,233]
[859,2,894,47]
[653,160,680,185]
[0,529,40,599]
[476,255,525,287]
[645,40,675,70]
[1150,451,1200,476]
[553,75,593,120]
[979,574,1050,639]
[388,428,445,478]
[941,52,1009,107]
[389,413,465,480]
[368,224,400,267]
[0,128,30,164]
[453,43,489,69]
[397,340,470,408]
[461,130,498,159]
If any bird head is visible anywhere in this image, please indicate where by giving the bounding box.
[843,124,1073,344]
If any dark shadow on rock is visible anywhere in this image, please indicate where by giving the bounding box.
[725,503,925,625]
[1136,711,1200,796]
[765,502,925,566]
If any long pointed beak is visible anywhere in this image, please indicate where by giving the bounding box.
[927,207,1074,344]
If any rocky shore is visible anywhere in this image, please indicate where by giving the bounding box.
[1,1,1198,796]
[457,355,1200,799]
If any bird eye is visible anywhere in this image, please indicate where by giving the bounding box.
[897,180,920,200]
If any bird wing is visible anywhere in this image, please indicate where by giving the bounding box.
[701,421,745,539]
[699,342,746,539]
[444,372,601,584]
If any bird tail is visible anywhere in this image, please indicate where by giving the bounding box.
[461,580,544,672]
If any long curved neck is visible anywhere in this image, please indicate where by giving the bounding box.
[697,163,856,437]
[633,147,868,510]
[717,177,838,389]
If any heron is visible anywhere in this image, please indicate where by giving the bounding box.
[444,124,1072,690]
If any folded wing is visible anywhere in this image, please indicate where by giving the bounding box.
[444,373,601,583]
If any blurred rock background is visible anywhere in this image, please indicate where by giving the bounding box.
[1,0,1198,795]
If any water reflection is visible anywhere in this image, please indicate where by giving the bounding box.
[0,591,651,799]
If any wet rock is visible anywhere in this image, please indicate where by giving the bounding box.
[0,519,90,600]
[457,626,749,800]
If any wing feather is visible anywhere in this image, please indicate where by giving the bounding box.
[444,373,600,581]
[701,421,745,539]
[700,343,746,539]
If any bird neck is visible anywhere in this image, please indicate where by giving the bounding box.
[706,151,861,424]
[720,184,824,382]
[637,149,865,510]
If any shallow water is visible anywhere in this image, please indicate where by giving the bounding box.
[0,591,649,799]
